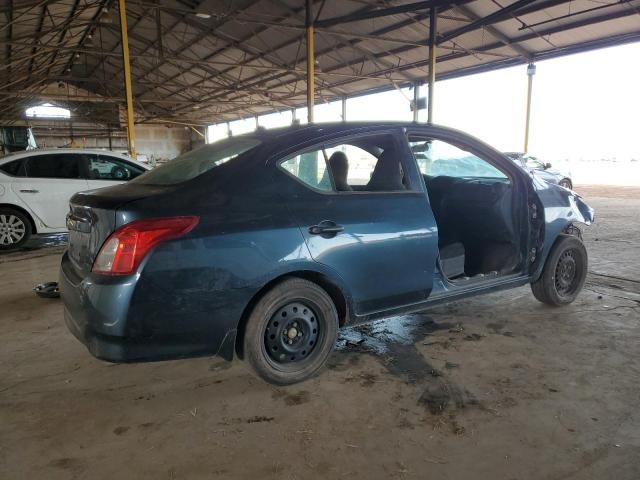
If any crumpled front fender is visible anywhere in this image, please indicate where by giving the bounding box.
[532,178,594,279]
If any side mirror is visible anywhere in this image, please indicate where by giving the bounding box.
[544,162,552,169]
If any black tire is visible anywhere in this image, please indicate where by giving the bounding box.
[243,278,339,385]
[531,234,587,306]
[0,207,32,252]
[559,178,572,189]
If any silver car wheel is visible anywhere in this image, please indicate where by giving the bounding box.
[0,214,26,245]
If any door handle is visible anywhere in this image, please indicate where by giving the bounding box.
[19,189,39,193]
[309,221,344,236]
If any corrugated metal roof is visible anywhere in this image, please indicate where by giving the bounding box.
[0,0,638,125]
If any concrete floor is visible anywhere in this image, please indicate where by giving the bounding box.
[1,186,639,480]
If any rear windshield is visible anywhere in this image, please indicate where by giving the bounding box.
[132,137,261,185]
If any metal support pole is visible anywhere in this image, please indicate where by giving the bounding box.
[155,1,163,60]
[427,7,437,124]
[306,0,315,123]
[524,63,536,153]
[412,81,419,122]
[341,97,347,122]
[118,0,136,159]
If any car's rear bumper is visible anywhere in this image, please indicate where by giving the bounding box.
[59,251,237,362]
[63,305,234,362]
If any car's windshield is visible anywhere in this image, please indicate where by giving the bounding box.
[522,155,545,170]
[132,136,261,185]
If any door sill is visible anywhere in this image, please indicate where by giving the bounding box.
[353,273,530,323]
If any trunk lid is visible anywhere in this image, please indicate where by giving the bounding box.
[66,183,170,276]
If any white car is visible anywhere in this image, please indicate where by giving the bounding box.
[0,149,149,251]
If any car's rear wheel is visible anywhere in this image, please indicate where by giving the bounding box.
[531,234,587,306]
[0,208,31,252]
[243,278,338,385]
[559,178,572,189]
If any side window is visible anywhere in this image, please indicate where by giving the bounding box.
[90,155,145,181]
[0,159,26,176]
[25,154,81,179]
[279,133,409,193]
[281,150,331,192]
[410,139,507,180]
[324,145,378,187]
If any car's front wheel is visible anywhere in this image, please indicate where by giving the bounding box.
[0,208,32,252]
[243,278,339,385]
[531,234,587,306]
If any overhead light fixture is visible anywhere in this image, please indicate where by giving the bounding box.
[195,12,211,19]
[527,63,536,76]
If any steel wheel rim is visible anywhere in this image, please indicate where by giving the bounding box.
[554,249,579,296]
[0,214,26,245]
[265,302,320,364]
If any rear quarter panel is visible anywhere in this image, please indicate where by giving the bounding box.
[121,156,352,354]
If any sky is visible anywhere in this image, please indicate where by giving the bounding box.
[209,42,640,163]
[433,42,640,162]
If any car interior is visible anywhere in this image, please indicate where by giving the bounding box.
[410,137,522,282]
[322,135,522,282]
[324,135,407,193]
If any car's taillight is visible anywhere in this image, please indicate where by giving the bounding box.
[92,216,199,275]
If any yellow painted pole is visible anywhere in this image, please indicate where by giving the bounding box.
[306,0,314,123]
[119,0,136,159]
[524,63,536,153]
[306,25,315,123]
[427,7,437,124]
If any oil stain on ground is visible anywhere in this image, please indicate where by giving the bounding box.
[334,313,479,419]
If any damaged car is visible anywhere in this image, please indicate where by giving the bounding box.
[60,123,594,385]
[505,151,573,189]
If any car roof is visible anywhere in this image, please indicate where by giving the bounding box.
[0,148,147,168]
[249,121,427,141]
[239,121,493,149]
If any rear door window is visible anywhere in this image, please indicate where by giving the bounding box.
[89,155,145,181]
[279,132,412,193]
[324,145,379,187]
[25,154,82,179]
[0,159,27,176]
[281,150,332,192]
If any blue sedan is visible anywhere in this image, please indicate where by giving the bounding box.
[60,123,594,385]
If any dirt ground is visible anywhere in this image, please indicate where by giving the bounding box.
[1,185,639,480]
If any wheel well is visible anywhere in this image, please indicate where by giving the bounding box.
[234,271,350,359]
[0,203,37,233]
